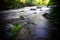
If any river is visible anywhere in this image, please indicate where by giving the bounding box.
[15,6,53,40]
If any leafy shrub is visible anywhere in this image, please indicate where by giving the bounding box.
[10,23,23,38]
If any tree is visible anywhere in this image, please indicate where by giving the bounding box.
[49,0,60,40]
[32,0,50,6]
[0,0,25,10]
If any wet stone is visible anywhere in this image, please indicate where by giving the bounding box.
[34,12,37,14]
[36,6,42,9]
[31,23,36,25]
[4,24,13,31]
[30,8,36,11]
[1,24,12,39]
[42,13,50,19]
[21,10,24,12]
[20,16,25,20]
[26,18,30,19]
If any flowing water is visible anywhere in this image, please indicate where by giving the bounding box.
[15,6,52,40]
[0,6,54,40]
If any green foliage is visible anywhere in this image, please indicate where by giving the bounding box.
[0,0,24,10]
[32,0,50,6]
[49,0,59,26]
[47,0,54,6]
[50,8,56,24]
[10,23,23,38]
[0,0,51,10]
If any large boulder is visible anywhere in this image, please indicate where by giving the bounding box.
[42,13,50,19]
[36,6,42,9]
[30,8,36,11]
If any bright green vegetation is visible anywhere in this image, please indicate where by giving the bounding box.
[32,0,50,6]
[10,23,23,38]
[20,0,50,6]
[0,0,51,10]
